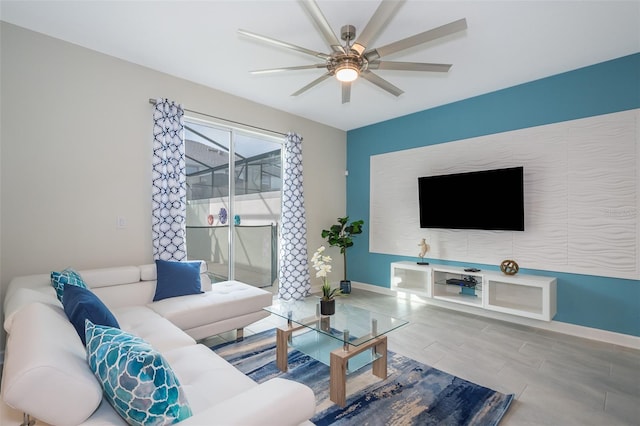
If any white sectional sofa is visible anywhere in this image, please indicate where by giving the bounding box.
[1,263,316,426]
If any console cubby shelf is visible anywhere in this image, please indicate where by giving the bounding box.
[432,268,484,308]
[390,261,557,321]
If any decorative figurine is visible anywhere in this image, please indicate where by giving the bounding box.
[417,238,430,265]
[500,259,519,275]
[218,207,228,225]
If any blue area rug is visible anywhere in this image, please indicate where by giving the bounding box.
[212,328,513,425]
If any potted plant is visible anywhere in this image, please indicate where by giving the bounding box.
[311,246,342,315]
[321,217,364,294]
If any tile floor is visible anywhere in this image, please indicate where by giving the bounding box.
[207,288,640,426]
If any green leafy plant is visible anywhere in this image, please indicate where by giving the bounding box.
[311,246,343,301]
[321,217,364,282]
[321,280,342,301]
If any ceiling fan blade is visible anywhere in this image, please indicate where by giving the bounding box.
[365,18,467,61]
[238,29,329,60]
[361,70,404,97]
[341,81,351,104]
[368,61,452,72]
[251,64,327,74]
[291,72,332,96]
[299,0,345,54]
[352,0,405,55]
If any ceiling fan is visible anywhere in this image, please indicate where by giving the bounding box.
[238,0,467,104]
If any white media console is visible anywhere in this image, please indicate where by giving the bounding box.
[390,261,557,321]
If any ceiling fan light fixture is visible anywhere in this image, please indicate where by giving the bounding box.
[335,62,359,82]
[241,0,467,103]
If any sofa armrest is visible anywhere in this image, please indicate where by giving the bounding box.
[1,303,103,426]
[179,378,315,426]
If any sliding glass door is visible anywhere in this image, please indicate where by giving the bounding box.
[184,118,282,289]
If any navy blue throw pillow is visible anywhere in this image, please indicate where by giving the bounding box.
[153,259,203,302]
[63,284,120,345]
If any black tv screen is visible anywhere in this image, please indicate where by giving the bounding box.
[418,166,524,231]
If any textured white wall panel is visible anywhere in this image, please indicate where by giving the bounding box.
[566,112,638,274]
[370,109,639,280]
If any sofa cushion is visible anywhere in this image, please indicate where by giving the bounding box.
[153,260,203,301]
[0,303,103,426]
[51,268,88,302]
[162,344,257,413]
[80,265,142,289]
[148,281,272,331]
[112,306,196,353]
[63,284,120,345]
[85,321,193,426]
[178,378,317,426]
[93,280,157,309]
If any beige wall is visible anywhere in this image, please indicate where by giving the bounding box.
[0,22,347,351]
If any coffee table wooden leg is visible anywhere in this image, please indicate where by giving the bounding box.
[330,351,347,407]
[372,336,387,379]
[329,336,388,407]
[276,327,289,372]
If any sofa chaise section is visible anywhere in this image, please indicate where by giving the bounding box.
[4,263,271,341]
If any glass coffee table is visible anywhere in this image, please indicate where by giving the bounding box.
[264,298,408,407]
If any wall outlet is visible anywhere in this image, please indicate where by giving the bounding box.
[116,216,127,229]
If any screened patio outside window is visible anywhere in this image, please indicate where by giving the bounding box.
[184,119,282,289]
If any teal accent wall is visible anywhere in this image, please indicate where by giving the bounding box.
[346,53,640,337]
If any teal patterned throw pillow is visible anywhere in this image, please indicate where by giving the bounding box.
[51,268,88,302]
[85,321,192,426]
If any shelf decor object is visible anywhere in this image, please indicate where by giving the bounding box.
[417,238,430,265]
[500,259,520,275]
[218,207,227,225]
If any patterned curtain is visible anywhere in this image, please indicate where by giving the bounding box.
[278,132,311,300]
[151,98,187,261]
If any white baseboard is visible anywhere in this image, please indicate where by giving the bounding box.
[350,281,640,350]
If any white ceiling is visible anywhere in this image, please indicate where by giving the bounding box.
[1,1,638,131]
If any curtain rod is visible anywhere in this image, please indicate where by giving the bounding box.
[148,98,287,137]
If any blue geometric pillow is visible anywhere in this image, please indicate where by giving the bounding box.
[51,268,88,302]
[63,285,120,345]
[85,321,192,426]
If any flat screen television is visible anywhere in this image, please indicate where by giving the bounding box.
[418,166,524,231]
